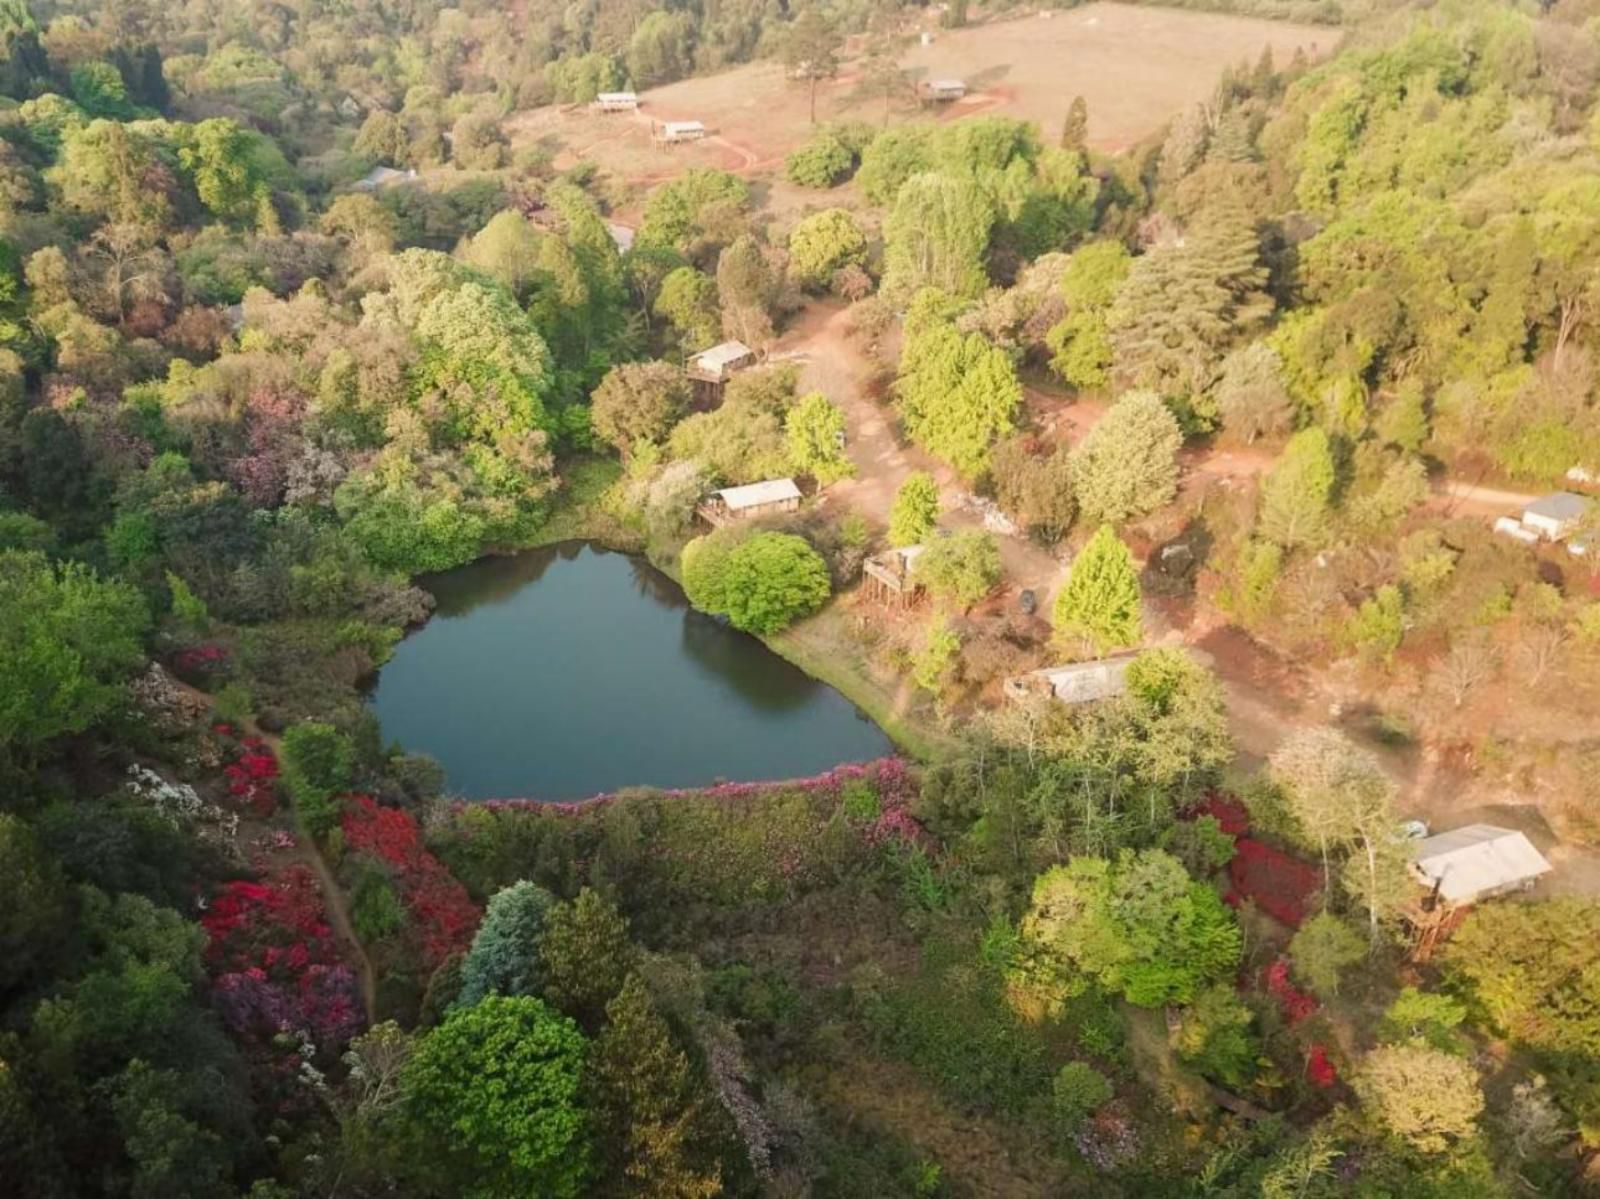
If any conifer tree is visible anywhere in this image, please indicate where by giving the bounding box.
[1258,426,1335,549]
[1052,524,1143,653]
[1070,390,1183,525]
[1061,95,1089,153]
[889,472,940,546]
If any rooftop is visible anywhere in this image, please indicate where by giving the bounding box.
[606,222,635,252]
[1524,491,1590,522]
[663,120,706,134]
[595,91,638,102]
[715,478,802,511]
[693,341,755,370]
[1411,824,1552,904]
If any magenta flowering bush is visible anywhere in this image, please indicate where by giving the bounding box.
[437,759,928,908]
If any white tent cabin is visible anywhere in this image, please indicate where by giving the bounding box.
[1408,824,1553,907]
[654,119,707,144]
[1522,491,1592,541]
[592,91,639,113]
[686,340,756,404]
[696,479,802,528]
[918,78,968,102]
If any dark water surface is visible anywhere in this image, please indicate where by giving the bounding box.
[369,542,891,799]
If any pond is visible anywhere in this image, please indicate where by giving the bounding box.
[368,541,892,800]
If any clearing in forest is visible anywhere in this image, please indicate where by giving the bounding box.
[506,3,1334,183]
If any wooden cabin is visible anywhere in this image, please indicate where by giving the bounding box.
[696,479,802,528]
[918,78,967,103]
[863,545,927,607]
[593,91,639,113]
[687,340,755,405]
[654,119,707,144]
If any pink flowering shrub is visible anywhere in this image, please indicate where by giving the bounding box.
[204,866,364,1051]
[1306,1043,1338,1088]
[173,643,230,683]
[445,759,927,908]
[341,795,480,971]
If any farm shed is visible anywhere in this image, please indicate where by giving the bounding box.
[697,478,802,528]
[654,119,707,144]
[1408,824,1552,906]
[918,78,968,101]
[863,545,926,606]
[593,91,639,112]
[1522,491,1591,541]
[688,341,756,383]
[1004,652,1139,705]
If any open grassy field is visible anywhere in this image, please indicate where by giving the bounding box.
[505,3,1335,186]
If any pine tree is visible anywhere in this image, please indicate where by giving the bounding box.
[590,975,723,1198]
[889,472,940,546]
[1061,95,1089,153]
[1258,427,1335,549]
[1158,103,1211,187]
[1052,524,1143,653]
[1070,390,1183,526]
[1207,108,1256,163]
[1108,199,1270,396]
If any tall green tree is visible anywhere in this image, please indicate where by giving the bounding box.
[1069,390,1183,526]
[0,550,148,760]
[896,291,1020,477]
[1052,524,1143,653]
[1258,427,1336,549]
[889,471,940,547]
[783,9,841,125]
[1010,849,1242,1011]
[401,995,591,1198]
[589,974,723,1197]
[882,172,994,300]
[457,881,558,1008]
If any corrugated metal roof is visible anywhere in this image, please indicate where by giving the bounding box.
[663,120,705,134]
[716,478,801,510]
[1411,824,1552,903]
[595,92,638,103]
[1524,491,1590,522]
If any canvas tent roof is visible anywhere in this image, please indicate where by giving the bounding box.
[596,91,637,103]
[715,478,801,511]
[928,78,967,90]
[663,120,705,134]
[1410,824,1552,904]
[1524,492,1589,523]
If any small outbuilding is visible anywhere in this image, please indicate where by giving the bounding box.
[1004,653,1139,706]
[1409,824,1553,907]
[687,340,756,404]
[918,78,968,102]
[697,478,802,528]
[1522,491,1591,541]
[593,91,640,113]
[605,222,635,253]
[863,545,927,607]
[654,119,707,144]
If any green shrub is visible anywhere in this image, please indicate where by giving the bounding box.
[719,532,832,634]
[351,861,407,941]
[280,720,355,839]
[785,132,854,187]
[1051,1061,1113,1131]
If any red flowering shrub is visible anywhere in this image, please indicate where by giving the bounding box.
[1263,958,1318,1025]
[173,643,230,682]
[1226,838,1320,927]
[342,795,480,970]
[1305,1043,1338,1088]
[204,866,364,1051]
[222,735,280,816]
[1189,794,1250,836]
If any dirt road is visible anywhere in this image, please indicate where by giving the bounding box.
[775,301,1064,594]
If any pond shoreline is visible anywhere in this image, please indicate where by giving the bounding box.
[375,538,898,799]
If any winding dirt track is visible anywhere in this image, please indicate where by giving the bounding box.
[174,679,379,1024]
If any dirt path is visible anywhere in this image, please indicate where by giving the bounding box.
[775,301,1065,595]
[173,680,379,1024]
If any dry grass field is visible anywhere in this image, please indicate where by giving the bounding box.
[505,3,1335,186]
